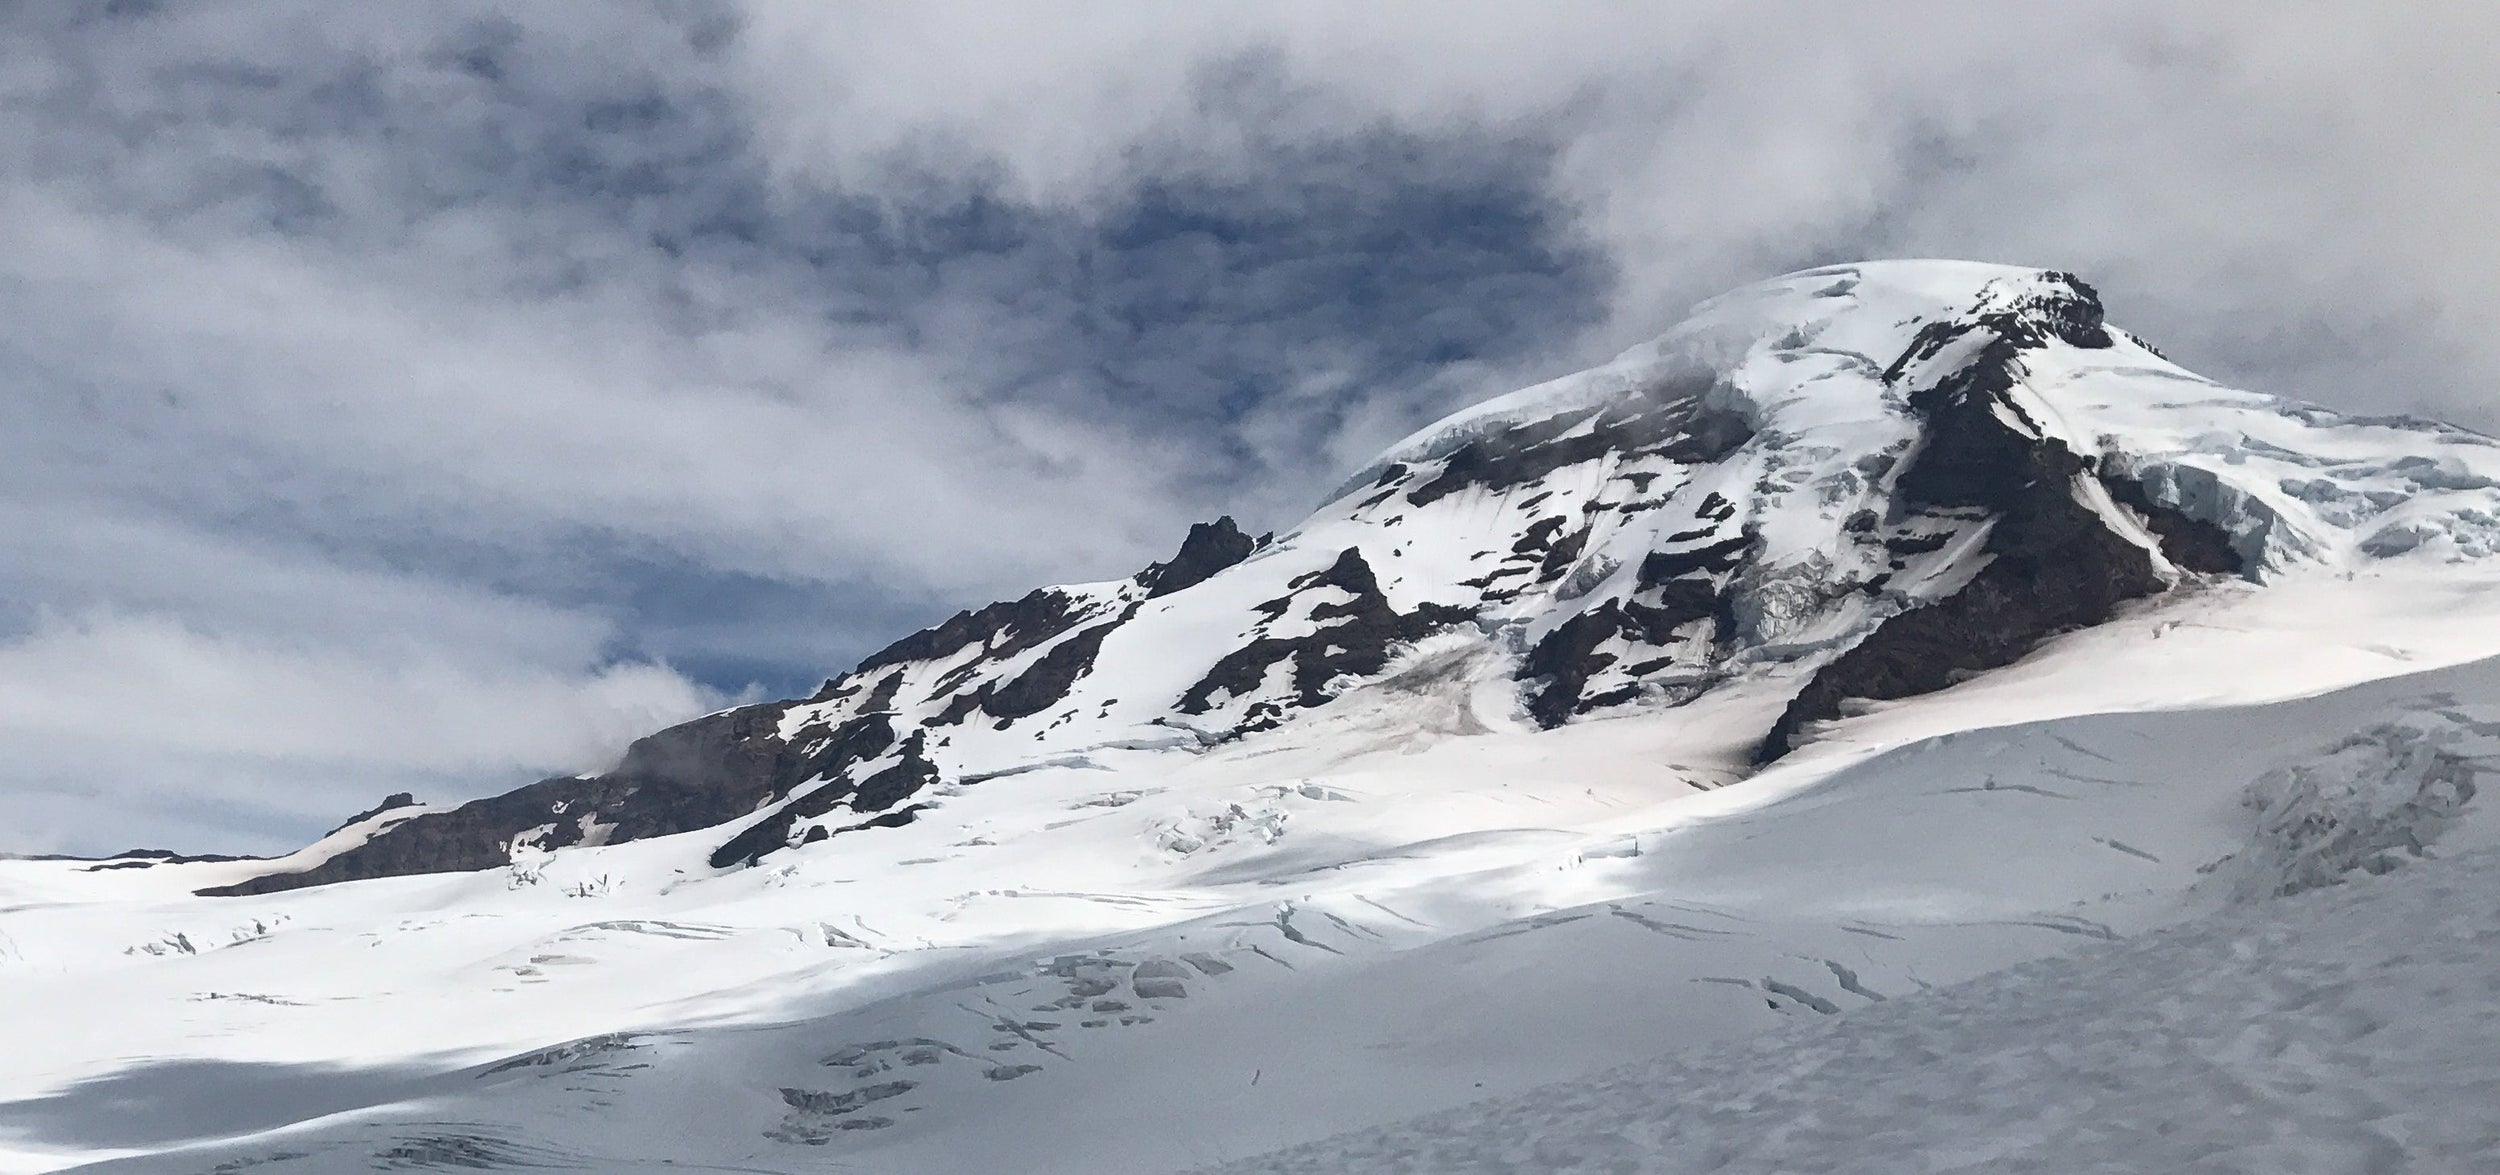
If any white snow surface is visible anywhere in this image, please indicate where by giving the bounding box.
[6,261,2500,1172]
[1219,842,2500,1174]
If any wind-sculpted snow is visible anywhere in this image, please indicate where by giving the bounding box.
[13,261,2500,1173]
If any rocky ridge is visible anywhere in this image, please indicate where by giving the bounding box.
[199,261,2500,896]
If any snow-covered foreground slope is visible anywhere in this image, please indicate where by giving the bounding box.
[9,260,2500,1172]
[1226,846,2500,1174]
[9,567,2500,1173]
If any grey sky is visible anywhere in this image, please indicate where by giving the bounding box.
[4,2,2493,854]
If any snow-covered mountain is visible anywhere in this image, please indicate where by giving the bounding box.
[199,261,2500,897]
[7,260,2500,1173]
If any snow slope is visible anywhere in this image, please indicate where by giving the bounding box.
[6,261,2500,1172]
[1222,846,2500,1174]
[7,570,2500,1172]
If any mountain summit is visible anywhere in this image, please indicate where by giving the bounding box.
[202,260,2500,896]
[16,261,2500,1174]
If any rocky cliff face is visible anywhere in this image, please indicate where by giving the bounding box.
[201,261,2500,896]
[204,521,1261,897]
[1758,275,2183,759]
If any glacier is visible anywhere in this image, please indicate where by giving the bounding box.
[4,260,2500,1172]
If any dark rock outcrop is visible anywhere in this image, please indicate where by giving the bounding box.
[1518,540,1747,728]
[707,722,940,869]
[841,589,1086,685]
[1404,378,1751,509]
[1758,280,2159,762]
[982,621,1122,721]
[2099,473,2246,576]
[24,847,258,869]
[1405,379,1757,725]
[1515,512,1755,727]
[322,792,420,838]
[1180,548,1473,728]
[200,512,1288,892]
[1521,605,1630,728]
[200,702,821,896]
[1137,517,1257,598]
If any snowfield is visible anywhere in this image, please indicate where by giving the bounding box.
[1219,842,2500,1174]
[6,571,2498,1173]
[6,261,2500,1172]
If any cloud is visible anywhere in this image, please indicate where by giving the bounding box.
[731,2,2500,419]
[0,609,716,856]
[3,1,2492,852]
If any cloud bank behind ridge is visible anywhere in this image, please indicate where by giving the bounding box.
[3,2,2492,852]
